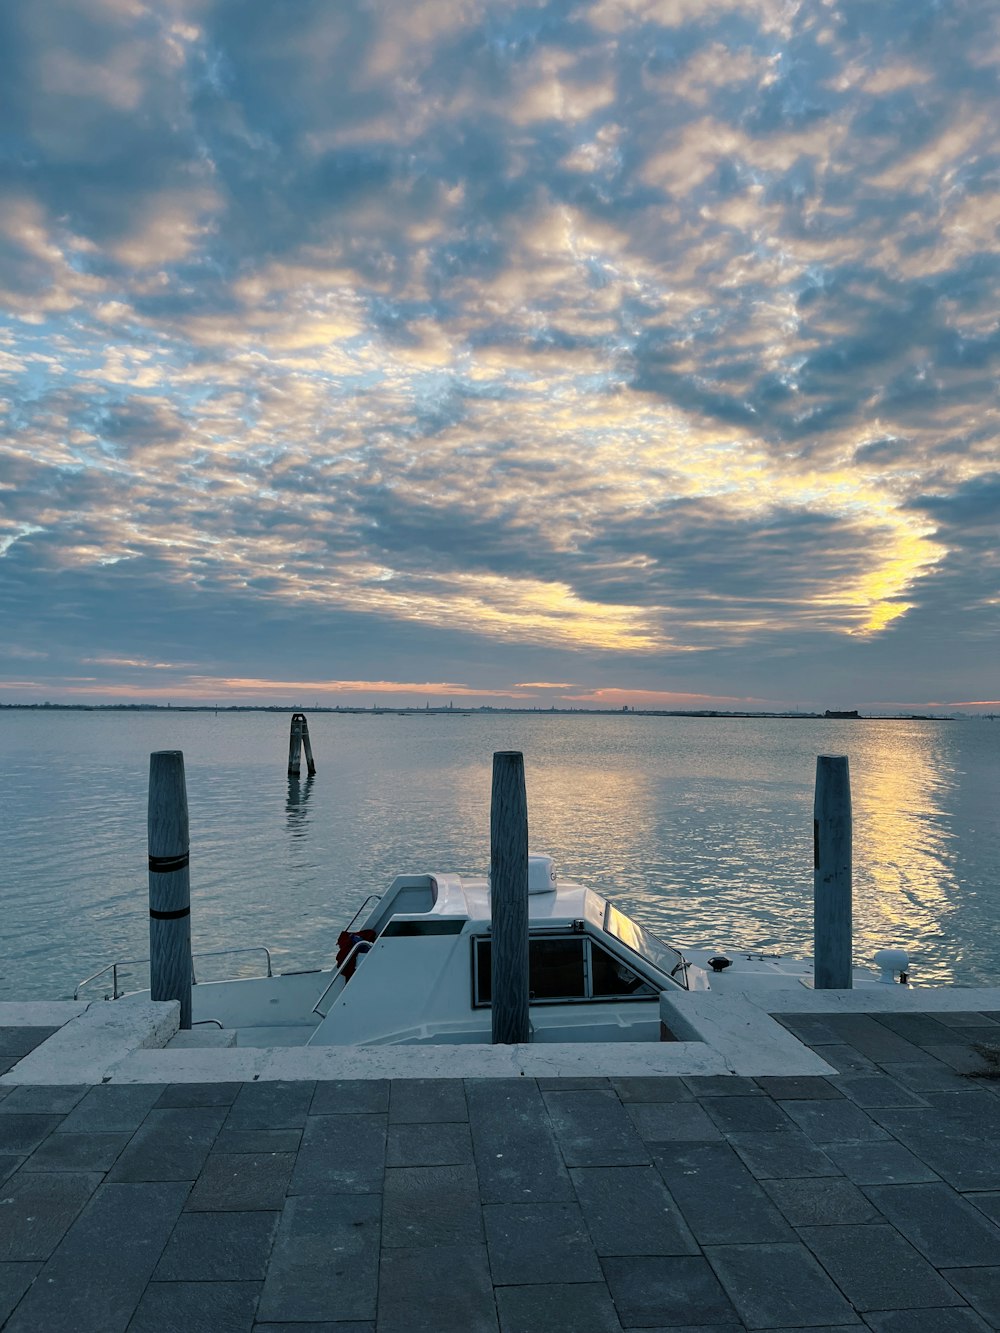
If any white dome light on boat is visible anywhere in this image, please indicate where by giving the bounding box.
[873,947,910,984]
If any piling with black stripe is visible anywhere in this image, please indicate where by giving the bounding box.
[490,750,530,1044]
[814,753,853,990]
[148,750,193,1028]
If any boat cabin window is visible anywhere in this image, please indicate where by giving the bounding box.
[473,935,657,1007]
[603,904,687,982]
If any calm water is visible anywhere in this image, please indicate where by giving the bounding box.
[1,711,997,999]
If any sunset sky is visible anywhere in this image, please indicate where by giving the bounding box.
[1,0,997,712]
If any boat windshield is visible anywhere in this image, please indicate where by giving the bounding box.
[604,904,688,984]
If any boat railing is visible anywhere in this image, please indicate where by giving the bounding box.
[74,945,274,1001]
[312,939,372,1019]
[344,893,381,934]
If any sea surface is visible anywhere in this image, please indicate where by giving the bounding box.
[0,710,997,1000]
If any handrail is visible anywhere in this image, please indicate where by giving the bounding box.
[311,940,371,1018]
[74,945,274,1001]
[344,893,381,934]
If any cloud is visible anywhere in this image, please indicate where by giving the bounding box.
[1,0,998,706]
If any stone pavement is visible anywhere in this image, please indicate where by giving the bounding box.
[1,1012,1000,1332]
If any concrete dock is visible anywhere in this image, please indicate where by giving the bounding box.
[2,1005,1000,1331]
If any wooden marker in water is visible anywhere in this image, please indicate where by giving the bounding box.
[148,750,193,1028]
[814,753,853,990]
[490,750,530,1044]
[287,713,317,777]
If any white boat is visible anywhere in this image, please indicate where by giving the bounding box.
[77,853,908,1048]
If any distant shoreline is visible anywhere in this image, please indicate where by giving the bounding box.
[0,703,960,720]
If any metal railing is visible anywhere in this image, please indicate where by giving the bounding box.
[74,945,273,1001]
[311,939,372,1019]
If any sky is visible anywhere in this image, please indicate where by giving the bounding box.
[1,0,998,713]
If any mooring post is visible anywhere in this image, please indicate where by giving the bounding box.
[148,750,193,1028]
[300,714,317,777]
[814,753,853,989]
[490,750,530,1044]
[287,714,303,777]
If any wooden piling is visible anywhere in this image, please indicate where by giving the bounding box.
[814,753,853,990]
[148,750,193,1028]
[490,750,530,1044]
[288,713,316,777]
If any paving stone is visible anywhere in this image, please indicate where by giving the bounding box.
[484,1200,602,1284]
[818,1016,940,1065]
[879,1061,975,1092]
[625,1327,752,1333]
[0,1085,87,1114]
[761,1177,878,1225]
[653,1143,793,1244]
[936,1013,1000,1028]
[862,1182,1000,1267]
[866,1107,1000,1191]
[3,1180,189,1333]
[0,1028,58,1061]
[939,1269,1000,1327]
[727,1131,840,1180]
[288,1112,386,1195]
[925,1045,1000,1074]
[125,1279,261,1332]
[863,1310,992,1333]
[754,1077,843,1101]
[310,1079,389,1115]
[570,1165,699,1256]
[56,1083,165,1134]
[386,1120,474,1166]
[255,1325,373,1333]
[377,1244,498,1332]
[382,1164,483,1247]
[0,1155,23,1183]
[255,1325,372,1332]
[602,1255,739,1328]
[873,1014,963,1047]
[811,1044,881,1075]
[20,1131,131,1174]
[624,1101,723,1144]
[186,1152,295,1210]
[544,1089,652,1165]
[705,1241,857,1329]
[923,1091,1000,1134]
[612,1077,692,1103]
[776,1015,851,1046]
[0,1170,102,1260]
[214,1127,302,1154]
[467,1079,573,1203]
[798,1224,965,1310]
[389,1078,467,1123]
[257,1193,380,1324]
[821,1141,940,1185]
[153,1209,280,1280]
[831,1075,929,1108]
[225,1080,315,1129]
[779,1099,890,1144]
[702,1096,795,1135]
[0,1263,40,1325]
[536,1077,611,1090]
[0,1113,63,1154]
[967,1193,1000,1225]
[496,1281,623,1332]
[155,1082,243,1108]
[107,1105,227,1182]
[683,1077,763,1098]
